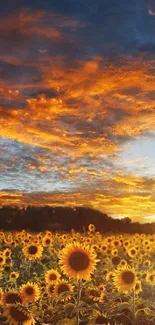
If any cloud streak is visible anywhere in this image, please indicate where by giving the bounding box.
[0,3,155,222]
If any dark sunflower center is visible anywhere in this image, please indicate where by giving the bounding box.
[112,256,121,266]
[58,284,70,294]
[5,293,22,304]
[0,257,4,262]
[89,289,96,295]
[11,274,16,278]
[131,249,136,255]
[10,306,29,322]
[45,239,51,244]
[114,241,119,246]
[49,273,57,280]
[150,275,154,281]
[25,287,34,295]
[28,245,38,254]
[122,271,135,284]
[69,251,90,271]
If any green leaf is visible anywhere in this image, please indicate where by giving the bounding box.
[117,302,131,312]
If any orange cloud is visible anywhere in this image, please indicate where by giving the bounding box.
[0,183,154,223]
[0,33,155,222]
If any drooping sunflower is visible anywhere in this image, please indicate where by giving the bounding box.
[20,282,40,303]
[22,244,43,260]
[85,286,102,302]
[113,266,136,294]
[59,243,99,280]
[45,269,61,284]
[54,281,73,301]
[4,303,35,325]
[2,291,22,305]
[111,256,121,266]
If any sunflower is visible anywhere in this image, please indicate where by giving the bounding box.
[20,282,40,303]
[54,281,73,301]
[123,240,130,248]
[98,284,105,292]
[134,280,142,295]
[3,248,12,258]
[88,224,95,232]
[2,291,22,305]
[120,259,127,267]
[113,266,136,294]
[45,230,52,237]
[4,303,35,325]
[42,236,53,247]
[101,244,107,253]
[111,256,121,266]
[85,286,102,302]
[112,239,120,247]
[92,244,99,251]
[45,269,61,284]
[59,243,99,280]
[0,255,6,267]
[10,271,20,281]
[22,244,43,260]
[140,271,148,281]
[143,259,151,267]
[111,248,118,256]
[127,247,138,258]
[106,271,114,281]
[46,284,55,297]
[146,272,155,285]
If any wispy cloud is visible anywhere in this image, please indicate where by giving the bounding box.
[0,4,155,222]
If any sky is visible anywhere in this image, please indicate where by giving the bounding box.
[0,0,155,223]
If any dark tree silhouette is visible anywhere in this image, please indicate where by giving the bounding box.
[0,206,154,234]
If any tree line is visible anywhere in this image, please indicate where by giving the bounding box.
[0,206,154,234]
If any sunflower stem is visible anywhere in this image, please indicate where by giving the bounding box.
[132,288,136,325]
[76,279,82,325]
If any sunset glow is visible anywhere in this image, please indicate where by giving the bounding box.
[0,1,155,222]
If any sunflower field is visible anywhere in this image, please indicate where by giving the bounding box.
[0,225,155,325]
